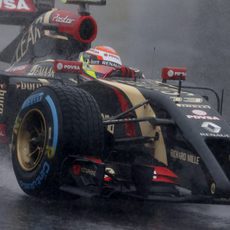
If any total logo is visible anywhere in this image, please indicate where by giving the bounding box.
[0,0,35,11]
[201,122,221,134]
[186,110,219,121]
[52,14,75,24]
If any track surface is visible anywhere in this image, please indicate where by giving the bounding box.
[1,152,230,230]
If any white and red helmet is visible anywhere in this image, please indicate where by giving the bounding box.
[79,46,122,78]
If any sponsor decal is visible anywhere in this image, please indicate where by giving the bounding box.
[186,115,220,121]
[157,84,187,96]
[15,16,43,62]
[87,48,122,65]
[192,110,207,116]
[0,89,7,115]
[184,97,203,103]
[90,60,120,68]
[200,133,230,138]
[104,167,115,181]
[52,14,75,24]
[177,104,211,109]
[81,167,96,177]
[54,60,83,74]
[105,168,115,176]
[45,146,55,159]
[170,97,203,103]
[0,83,7,90]
[161,67,187,80]
[19,162,50,190]
[21,92,44,110]
[5,64,29,74]
[170,149,200,165]
[101,113,114,134]
[56,63,63,70]
[170,96,183,102]
[13,116,21,135]
[167,70,186,78]
[45,96,58,157]
[16,82,43,91]
[0,124,6,137]
[28,65,54,78]
[0,0,35,12]
[201,122,221,134]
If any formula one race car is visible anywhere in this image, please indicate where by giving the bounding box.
[0,0,230,202]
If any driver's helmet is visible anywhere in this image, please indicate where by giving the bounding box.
[79,46,122,78]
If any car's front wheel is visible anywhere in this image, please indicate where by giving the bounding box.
[11,84,104,197]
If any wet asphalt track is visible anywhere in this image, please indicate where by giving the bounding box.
[1,151,230,230]
[1,0,230,229]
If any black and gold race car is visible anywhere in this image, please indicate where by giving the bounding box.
[0,0,229,202]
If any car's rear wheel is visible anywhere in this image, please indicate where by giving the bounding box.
[11,84,104,197]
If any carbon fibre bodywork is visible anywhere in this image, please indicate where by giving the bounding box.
[76,78,230,198]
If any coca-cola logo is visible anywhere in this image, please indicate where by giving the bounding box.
[52,14,75,24]
[0,0,36,12]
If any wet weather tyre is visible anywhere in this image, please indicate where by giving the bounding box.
[11,85,104,197]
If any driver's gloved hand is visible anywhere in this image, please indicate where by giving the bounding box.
[103,65,145,80]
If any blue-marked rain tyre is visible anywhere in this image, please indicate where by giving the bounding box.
[11,85,104,197]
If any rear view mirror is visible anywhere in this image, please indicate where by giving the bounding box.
[161,67,187,82]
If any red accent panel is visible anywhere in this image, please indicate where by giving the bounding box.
[74,16,97,43]
[5,64,30,75]
[54,60,83,74]
[72,165,81,176]
[154,166,178,179]
[104,176,112,182]
[0,0,36,12]
[86,157,103,164]
[152,166,178,184]
[153,176,177,184]
[0,124,8,144]
[97,55,103,61]
[112,88,136,137]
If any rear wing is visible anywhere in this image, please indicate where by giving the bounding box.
[0,0,55,25]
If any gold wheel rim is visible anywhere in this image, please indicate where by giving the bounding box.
[17,109,47,171]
